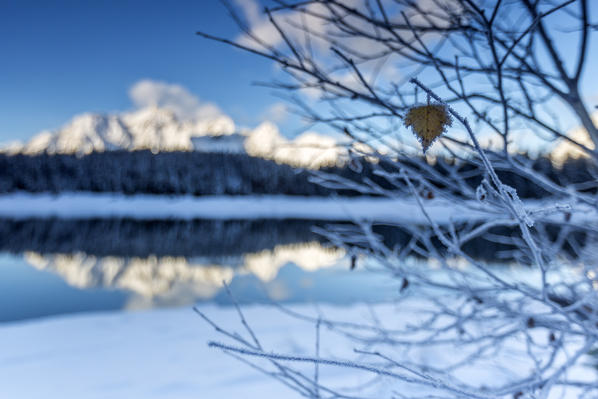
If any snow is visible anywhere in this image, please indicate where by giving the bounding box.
[243,121,345,167]
[0,305,294,398]
[7,103,346,167]
[0,192,591,225]
[0,192,495,222]
[0,300,593,399]
[14,106,237,155]
[551,111,598,165]
[0,303,382,399]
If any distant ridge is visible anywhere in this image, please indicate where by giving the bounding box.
[5,107,346,168]
[15,106,235,154]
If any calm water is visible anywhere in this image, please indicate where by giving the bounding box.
[1,216,551,323]
[0,218,401,323]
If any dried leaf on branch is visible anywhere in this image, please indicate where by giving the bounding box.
[404,104,452,153]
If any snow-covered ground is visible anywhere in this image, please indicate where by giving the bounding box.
[1,193,595,398]
[0,192,505,222]
[1,300,593,399]
[0,304,382,399]
[0,192,586,224]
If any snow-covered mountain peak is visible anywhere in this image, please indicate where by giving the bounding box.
[191,114,235,137]
[14,106,240,155]
[21,112,130,155]
[121,105,179,128]
[244,121,285,156]
[244,122,347,167]
[7,105,346,167]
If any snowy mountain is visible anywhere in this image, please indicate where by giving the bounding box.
[15,106,236,155]
[551,112,598,165]
[244,121,346,167]
[6,106,346,168]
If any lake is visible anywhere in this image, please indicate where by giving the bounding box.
[0,218,402,323]
[0,209,559,323]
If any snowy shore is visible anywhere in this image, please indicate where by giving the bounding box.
[0,303,378,399]
[1,300,593,399]
[0,192,492,222]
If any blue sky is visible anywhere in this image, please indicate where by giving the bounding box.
[0,0,289,143]
[1,0,596,151]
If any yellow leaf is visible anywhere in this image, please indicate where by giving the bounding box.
[404,104,452,153]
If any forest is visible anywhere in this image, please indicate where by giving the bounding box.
[0,150,594,198]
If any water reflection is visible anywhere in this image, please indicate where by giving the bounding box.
[23,242,344,303]
[0,218,326,257]
[0,217,543,261]
[0,216,376,321]
[1,216,588,322]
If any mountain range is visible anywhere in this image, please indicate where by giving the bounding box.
[7,103,594,168]
[5,106,347,168]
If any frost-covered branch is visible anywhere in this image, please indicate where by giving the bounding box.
[197,1,598,397]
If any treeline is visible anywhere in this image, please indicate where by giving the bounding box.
[0,151,335,196]
[0,150,595,198]
[423,155,598,199]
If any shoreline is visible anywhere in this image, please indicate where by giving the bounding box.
[0,192,491,222]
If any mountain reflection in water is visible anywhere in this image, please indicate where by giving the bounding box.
[23,242,344,303]
[1,217,583,322]
[2,218,395,322]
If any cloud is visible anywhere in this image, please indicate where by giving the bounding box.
[233,0,261,26]
[233,0,433,57]
[262,102,289,124]
[9,78,344,164]
[234,0,340,51]
[232,0,455,93]
[129,79,223,121]
[231,0,414,107]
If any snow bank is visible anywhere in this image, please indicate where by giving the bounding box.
[0,192,492,222]
[0,304,379,399]
[1,301,593,399]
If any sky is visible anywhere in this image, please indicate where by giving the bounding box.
[0,0,295,144]
[0,0,596,152]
